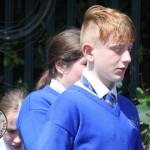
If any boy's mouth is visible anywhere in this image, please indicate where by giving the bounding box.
[117,67,126,72]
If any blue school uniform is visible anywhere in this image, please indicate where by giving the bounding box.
[16,79,65,150]
[36,69,143,150]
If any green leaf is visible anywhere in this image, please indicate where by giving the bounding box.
[136,105,150,125]
[116,82,123,89]
[6,46,11,51]
[23,82,28,90]
[38,46,44,56]
[3,57,10,67]
[135,87,150,105]
[17,78,23,84]
[14,57,24,66]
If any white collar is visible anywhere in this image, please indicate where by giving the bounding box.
[50,78,66,94]
[76,68,117,100]
[0,138,9,150]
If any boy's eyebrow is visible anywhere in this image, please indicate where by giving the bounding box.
[109,43,133,47]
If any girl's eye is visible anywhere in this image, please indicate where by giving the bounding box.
[7,129,16,133]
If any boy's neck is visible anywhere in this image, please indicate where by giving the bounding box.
[84,68,115,90]
[108,82,115,91]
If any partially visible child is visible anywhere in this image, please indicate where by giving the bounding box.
[16,28,86,150]
[0,88,28,150]
[36,5,144,150]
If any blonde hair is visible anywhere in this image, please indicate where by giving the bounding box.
[0,88,28,115]
[80,5,136,45]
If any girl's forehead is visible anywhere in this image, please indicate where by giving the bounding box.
[7,111,18,123]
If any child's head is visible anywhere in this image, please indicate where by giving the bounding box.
[80,5,136,89]
[36,28,86,90]
[0,88,28,150]
[80,5,136,45]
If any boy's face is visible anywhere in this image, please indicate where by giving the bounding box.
[84,35,133,89]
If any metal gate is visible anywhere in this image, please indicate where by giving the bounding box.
[0,0,140,99]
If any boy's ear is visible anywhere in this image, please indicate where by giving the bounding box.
[82,44,94,62]
[55,60,66,74]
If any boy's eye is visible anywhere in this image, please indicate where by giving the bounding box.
[128,48,132,52]
[113,47,123,52]
[109,45,124,52]
[118,48,123,51]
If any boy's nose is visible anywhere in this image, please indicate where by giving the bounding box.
[122,50,131,63]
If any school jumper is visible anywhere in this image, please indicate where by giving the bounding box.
[36,70,143,150]
[17,79,65,150]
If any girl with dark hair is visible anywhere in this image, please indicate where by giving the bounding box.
[17,28,86,150]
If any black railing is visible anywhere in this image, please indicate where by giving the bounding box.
[1,0,140,98]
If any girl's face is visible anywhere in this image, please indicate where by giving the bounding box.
[3,111,24,150]
[62,57,87,88]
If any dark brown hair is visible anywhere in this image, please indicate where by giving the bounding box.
[35,28,83,90]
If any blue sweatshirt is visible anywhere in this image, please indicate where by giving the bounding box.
[16,85,60,150]
[37,85,143,150]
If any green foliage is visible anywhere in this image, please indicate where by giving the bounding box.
[0,45,24,68]
[136,87,150,149]
[116,74,131,100]
[16,78,29,90]
[140,122,150,150]
[136,87,150,105]
[38,32,54,44]
[137,105,150,125]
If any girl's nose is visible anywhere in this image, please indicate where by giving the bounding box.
[13,135,22,143]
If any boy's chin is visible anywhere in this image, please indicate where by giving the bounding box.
[114,76,124,82]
